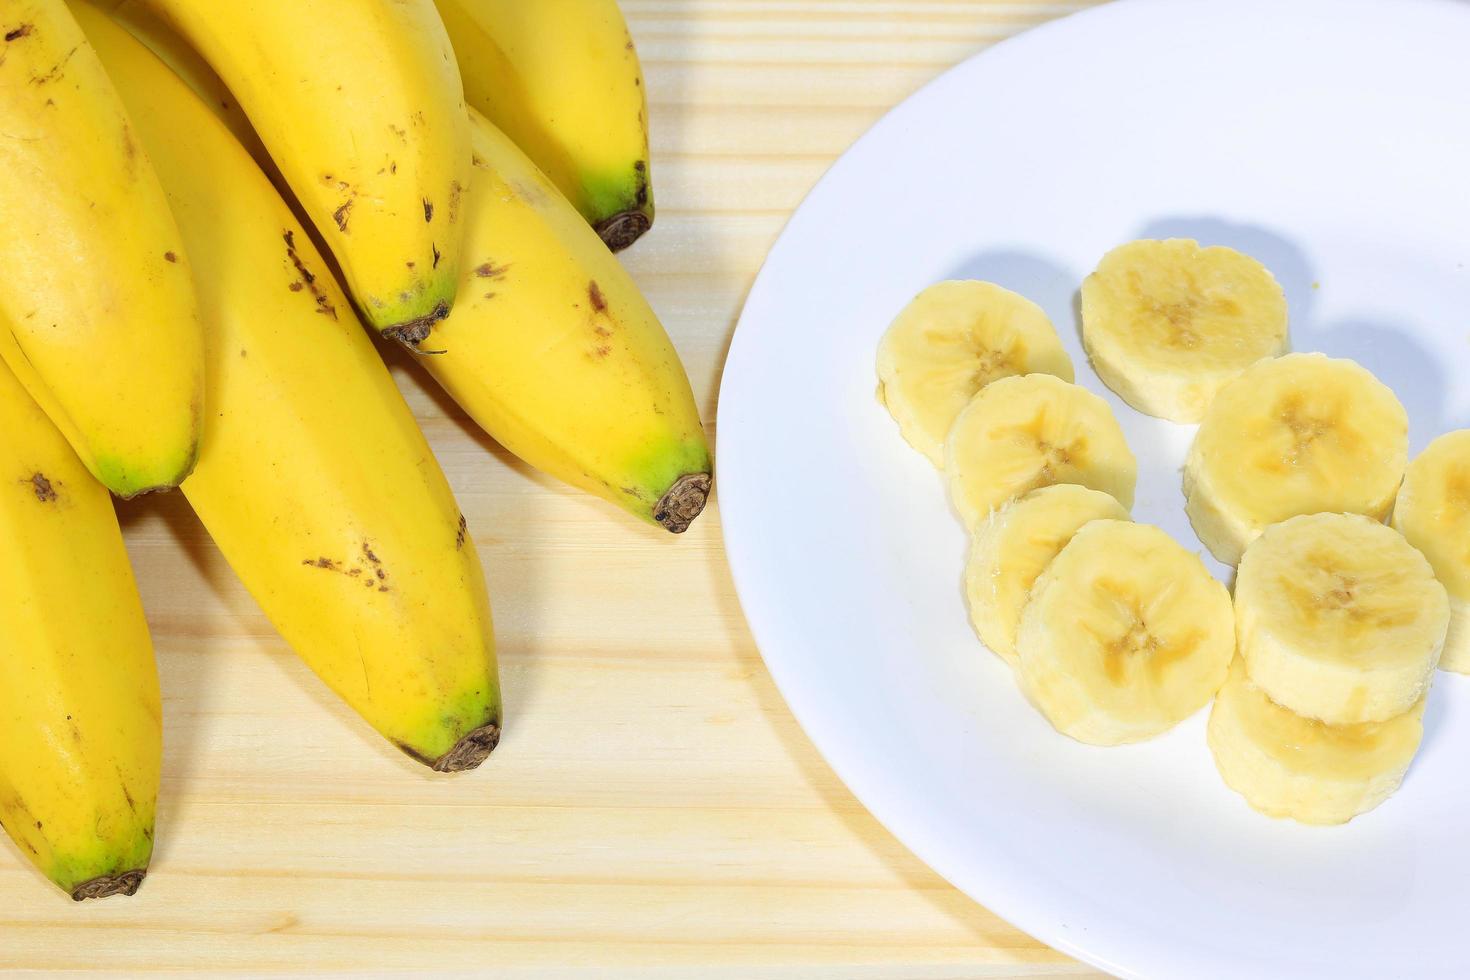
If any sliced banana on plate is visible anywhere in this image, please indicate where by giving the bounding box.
[1235,512,1448,724]
[1394,430,1470,673]
[945,374,1136,529]
[1081,238,1289,422]
[876,281,1075,467]
[965,485,1130,665]
[1016,519,1234,745]
[1184,352,1409,565]
[1208,658,1425,826]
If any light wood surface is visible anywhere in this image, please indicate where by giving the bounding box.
[1,2,1109,975]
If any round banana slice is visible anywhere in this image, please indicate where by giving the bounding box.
[1184,352,1409,565]
[1016,520,1234,745]
[1208,658,1425,826]
[1081,239,1288,422]
[877,281,1075,466]
[945,374,1136,529]
[1235,513,1448,725]
[965,485,1130,665]
[1394,430,1470,673]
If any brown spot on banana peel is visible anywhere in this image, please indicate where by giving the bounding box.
[29,45,76,85]
[4,24,33,41]
[423,198,433,223]
[475,261,508,280]
[588,280,608,313]
[28,473,57,502]
[394,723,501,773]
[282,231,337,319]
[164,251,177,263]
[71,870,146,902]
[655,473,712,533]
[456,514,468,550]
[332,198,352,232]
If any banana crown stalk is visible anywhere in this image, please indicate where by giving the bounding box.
[0,0,205,497]
[75,0,501,770]
[111,0,475,338]
[0,354,161,900]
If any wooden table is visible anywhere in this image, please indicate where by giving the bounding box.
[1,2,1108,975]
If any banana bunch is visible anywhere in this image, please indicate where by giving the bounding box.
[0,0,706,900]
[880,239,1466,823]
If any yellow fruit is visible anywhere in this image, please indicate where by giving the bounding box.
[0,355,160,900]
[1016,520,1234,745]
[877,280,1075,467]
[434,0,653,249]
[1235,512,1447,725]
[1080,238,1289,422]
[945,374,1136,529]
[112,0,473,337]
[409,110,712,532]
[1208,658,1425,826]
[0,0,204,496]
[964,484,1129,665]
[1394,430,1470,672]
[1184,353,1408,565]
[78,1,500,769]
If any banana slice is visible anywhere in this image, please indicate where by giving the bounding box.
[1208,658,1425,825]
[1081,239,1289,423]
[1235,513,1448,724]
[965,485,1130,665]
[1016,519,1234,745]
[876,281,1075,467]
[945,374,1137,529]
[1184,352,1409,565]
[1393,430,1470,672]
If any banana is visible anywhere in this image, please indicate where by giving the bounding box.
[877,280,1075,467]
[945,374,1136,529]
[964,484,1129,665]
[1394,430,1470,672]
[1080,238,1289,422]
[111,0,473,338]
[0,0,203,497]
[1235,512,1447,725]
[77,1,500,770]
[433,0,654,250]
[1184,352,1408,565]
[1208,658,1425,825]
[1016,519,1234,745]
[0,355,160,900]
[401,110,711,532]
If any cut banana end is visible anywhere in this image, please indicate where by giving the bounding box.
[1235,513,1448,725]
[1081,239,1289,423]
[1016,520,1234,745]
[965,485,1130,665]
[1184,352,1409,565]
[945,374,1137,529]
[1208,658,1425,825]
[877,281,1075,467]
[1393,430,1470,672]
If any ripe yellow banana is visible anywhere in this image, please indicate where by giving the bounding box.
[108,0,473,339]
[77,1,501,769]
[434,0,655,250]
[0,0,204,497]
[0,355,161,901]
[409,110,710,532]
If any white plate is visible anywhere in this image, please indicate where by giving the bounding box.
[717,1,1470,976]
